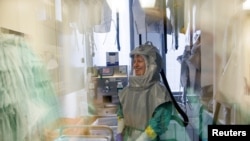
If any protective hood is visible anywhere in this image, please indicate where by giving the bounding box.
[118,41,171,130]
[129,41,162,88]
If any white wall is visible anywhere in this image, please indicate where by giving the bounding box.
[92,0,131,67]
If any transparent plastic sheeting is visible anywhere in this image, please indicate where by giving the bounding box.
[0,33,60,141]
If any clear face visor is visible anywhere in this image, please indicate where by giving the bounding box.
[131,54,148,76]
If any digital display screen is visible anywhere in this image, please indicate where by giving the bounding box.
[102,68,111,74]
[101,67,114,76]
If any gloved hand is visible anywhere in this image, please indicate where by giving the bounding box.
[116,133,123,141]
[136,132,151,141]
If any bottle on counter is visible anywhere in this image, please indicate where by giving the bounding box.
[117,81,123,93]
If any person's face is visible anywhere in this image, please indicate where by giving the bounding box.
[133,54,146,76]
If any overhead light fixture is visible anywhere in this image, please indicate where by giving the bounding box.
[243,0,250,10]
[55,0,62,21]
[139,0,156,8]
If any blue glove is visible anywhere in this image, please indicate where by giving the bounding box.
[116,133,123,141]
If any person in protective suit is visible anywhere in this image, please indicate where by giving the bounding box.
[116,41,173,141]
